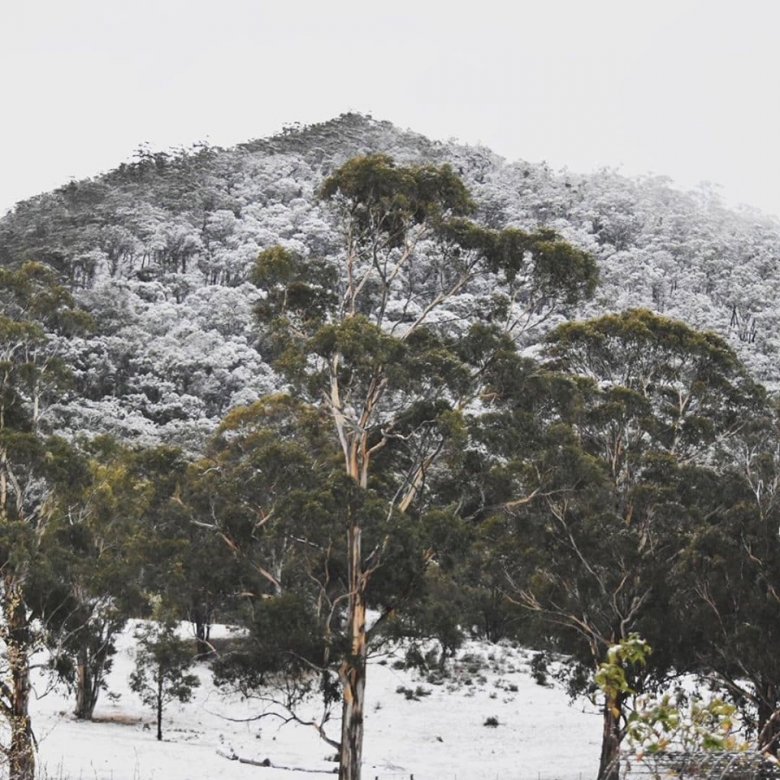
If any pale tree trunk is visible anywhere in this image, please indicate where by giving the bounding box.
[331,343,386,780]
[597,693,623,780]
[192,605,212,657]
[5,580,35,780]
[338,524,368,780]
[73,615,123,721]
[194,620,211,657]
[74,646,94,719]
[74,645,99,721]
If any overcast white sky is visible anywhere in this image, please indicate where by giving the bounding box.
[2,0,779,217]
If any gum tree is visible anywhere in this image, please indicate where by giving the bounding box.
[41,439,168,721]
[494,309,763,780]
[681,406,780,756]
[0,262,90,779]
[251,154,597,780]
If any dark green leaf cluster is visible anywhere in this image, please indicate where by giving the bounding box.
[253,245,337,329]
[546,309,764,458]
[129,621,200,720]
[320,154,473,246]
[440,220,598,298]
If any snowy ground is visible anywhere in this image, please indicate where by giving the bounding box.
[31,623,602,780]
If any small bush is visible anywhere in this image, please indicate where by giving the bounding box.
[129,621,200,742]
[403,644,428,671]
[530,652,550,687]
[484,716,500,727]
[396,684,432,701]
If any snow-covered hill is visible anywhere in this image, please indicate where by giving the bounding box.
[2,113,779,451]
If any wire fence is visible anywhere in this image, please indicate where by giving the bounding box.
[622,750,780,779]
[368,753,780,779]
[368,774,592,780]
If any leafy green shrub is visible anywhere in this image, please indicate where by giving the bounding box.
[129,622,200,741]
[530,652,551,687]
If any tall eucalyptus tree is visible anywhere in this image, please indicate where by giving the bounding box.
[0,262,91,780]
[495,309,763,780]
[252,154,597,780]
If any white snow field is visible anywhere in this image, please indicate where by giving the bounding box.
[31,623,601,780]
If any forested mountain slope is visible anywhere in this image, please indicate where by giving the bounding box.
[2,113,777,448]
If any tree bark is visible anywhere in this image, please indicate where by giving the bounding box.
[193,607,212,657]
[597,694,622,780]
[6,581,34,780]
[757,684,780,757]
[74,645,96,720]
[73,621,118,720]
[338,524,367,780]
[156,675,163,741]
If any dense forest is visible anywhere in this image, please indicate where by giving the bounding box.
[1,114,780,780]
